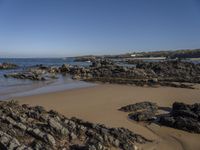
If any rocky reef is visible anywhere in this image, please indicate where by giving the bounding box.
[119,101,200,134]
[3,59,200,88]
[135,60,200,83]
[0,101,150,150]
[0,62,18,70]
[4,65,59,81]
[67,59,200,88]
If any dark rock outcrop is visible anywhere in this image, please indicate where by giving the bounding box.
[159,102,200,133]
[65,59,199,88]
[128,111,156,122]
[59,64,70,73]
[119,101,158,113]
[135,60,200,83]
[74,56,96,62]
[4,72,46,81]
[0,101,150,150]
[0,63,18,70]
[120,101,200,133]
[3,59,199,88]
[4,66,59,81]
[119,102,158,121]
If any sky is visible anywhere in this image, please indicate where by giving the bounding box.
[0,0,200,57]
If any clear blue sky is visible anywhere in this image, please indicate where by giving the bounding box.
[0,0,200,57]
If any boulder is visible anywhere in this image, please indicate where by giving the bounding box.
[119,101,158,113]
[159,102,200,133]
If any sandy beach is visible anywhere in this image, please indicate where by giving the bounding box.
[15,84,200,150]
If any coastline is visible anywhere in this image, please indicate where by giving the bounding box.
[16,84,200,150]
[0,78,96,100]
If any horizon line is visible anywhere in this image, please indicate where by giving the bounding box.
[0,48,199,59]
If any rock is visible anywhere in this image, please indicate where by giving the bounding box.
[112,139,120,147]
[44,134,56,146]
[159,102,200,133]
[159,116,175,127]
[121,101,200,134]
[149,78,158,83]
[174,117,200,133]
[48,118,69,135]
[72,75,81,80]
[172,110,198,119]
[172,102,191,111]
[4,72,46,81]
[74,56,96,62]
[128,111,156,121]
[16,145,33,150]
[0,101,149,149]
[69,132,77,141]
[59,64,70,73]
[69,59,200,88]
[0,62,18,70]
[119,101,158,113]
[0,131,20,149]
[33,106,45,114]
[2,116,27,131]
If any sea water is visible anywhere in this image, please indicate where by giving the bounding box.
[0,58,94,100]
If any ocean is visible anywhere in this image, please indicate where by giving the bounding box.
[0,58,94,100]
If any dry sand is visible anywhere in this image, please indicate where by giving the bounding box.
[16,84,200,150]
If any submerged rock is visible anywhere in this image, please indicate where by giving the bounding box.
[4,72,46,81]
[0,62,18,70]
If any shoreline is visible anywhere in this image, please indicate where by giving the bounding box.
[0,78,96,101]
[15,84,200,150]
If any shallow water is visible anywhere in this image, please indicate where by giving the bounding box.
[0,58,94,100]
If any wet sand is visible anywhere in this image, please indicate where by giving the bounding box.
[16,84,200,150]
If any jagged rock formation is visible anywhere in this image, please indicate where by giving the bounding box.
[4,65,59,81]
[119,102,158,121]
[135,60,200,83]
[3,59,200,88]
[0,101,150,150]
[119,102,158,113]
[159,102,200,133]
[120,101,200,134]
[4,72,47,81]
[67,59,200,88]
